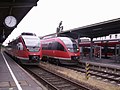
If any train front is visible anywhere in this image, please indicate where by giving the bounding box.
[59,37,80,64]
[22,35,42,65]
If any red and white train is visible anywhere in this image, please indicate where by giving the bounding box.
[5,32,42,65]
[79,39,120,58]
[41,36,80,65]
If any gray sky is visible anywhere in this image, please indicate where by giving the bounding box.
[3,0,120,45]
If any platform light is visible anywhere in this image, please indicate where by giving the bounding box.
[92,28,102,31]
[109,35,112,39]
[105,36,106,39]
[115,34,117,38]
[2,29,5,39]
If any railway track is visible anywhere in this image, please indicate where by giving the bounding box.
[24,65,95,90]
[63,62,120,85]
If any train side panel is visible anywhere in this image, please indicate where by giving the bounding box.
[41,37,80,65]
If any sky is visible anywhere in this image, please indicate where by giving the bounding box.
[3,0,120,45]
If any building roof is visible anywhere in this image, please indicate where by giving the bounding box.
[58,18,120,39]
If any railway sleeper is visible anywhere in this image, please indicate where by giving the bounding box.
[50,81,66,85]
[47,79,62,82]
[42,76,58,80]
[55,83,72,88]
[40,74,55,77]
[59,86,78,90]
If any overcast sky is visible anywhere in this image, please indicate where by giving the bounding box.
[3,0,120,45]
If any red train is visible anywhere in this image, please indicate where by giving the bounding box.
[5,32,42,65]
[41,36,80,65]
[79,39,120,58]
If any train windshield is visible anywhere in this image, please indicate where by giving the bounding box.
[22,36,40,52]
[59,37,79,52]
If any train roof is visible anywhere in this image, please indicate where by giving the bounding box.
[9,32,39,43]
[57,37,74,40]
[41,37,76,44]
[79,38,120,43]
[93,39,120,42]
[40,33,57,39]
[41,35,74,40]
[21,35,39,39]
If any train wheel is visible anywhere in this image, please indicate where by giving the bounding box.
[14,57,19,63]
[48,58,52,63]
[16,58,22,65]
[46,59,49,63]
[42,56,48,62]
[55,59,60,65]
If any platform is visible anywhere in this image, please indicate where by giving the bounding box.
[0,51,46,90]
[80,56,120,69]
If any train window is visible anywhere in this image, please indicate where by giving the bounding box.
[51,42,57,50]
[42,42,48,50]
[42,41,65,51]
[57,42,65,51]
[59,37,79,52]
[22,36,40,47]
[48,43,52,50]
[42,43,48,50]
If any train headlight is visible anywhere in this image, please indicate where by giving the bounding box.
[32,56,39,60]
[27,47,29,51]
[77,48,79,51]
[27,47,40,52]
[68,48,70,51]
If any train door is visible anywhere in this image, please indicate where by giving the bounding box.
[115,44,120,62]
[51,41,58,58]
[115,44,120,56]
[94,45,101,59]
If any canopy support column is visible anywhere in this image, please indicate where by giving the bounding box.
[90,38,93,60]
[77,35,81,46]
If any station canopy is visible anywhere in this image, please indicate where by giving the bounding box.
[0,0,39,43]
[58,18,120,39]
